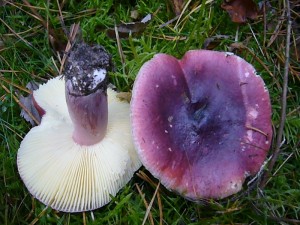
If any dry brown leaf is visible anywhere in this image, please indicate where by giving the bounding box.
[107,14,152,39]
[0,0,7,6]
[221,0,258,24]
[19,82,43,126]
[116,92,132,103]
[168,0,185,15]
[203,35,231,49]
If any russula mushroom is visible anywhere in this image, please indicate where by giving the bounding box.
[131,50,272,200]
[17,42,141,212]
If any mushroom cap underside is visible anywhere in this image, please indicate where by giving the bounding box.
[131,50,272,200]
[18,77,141,212]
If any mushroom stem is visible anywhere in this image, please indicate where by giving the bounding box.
[65,80,108,146]
[64,42,112,146]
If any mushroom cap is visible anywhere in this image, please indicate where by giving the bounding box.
[17,76,141,212]
[131,50,272,200]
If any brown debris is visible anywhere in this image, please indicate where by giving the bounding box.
[221,0,258,23]
[116,92,132,103]
[19,81,43,126]
[168,0,185,15]
[107,14,152,39]
[203,35,231,50]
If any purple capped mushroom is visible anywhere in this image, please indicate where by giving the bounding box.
[131,50,272,200]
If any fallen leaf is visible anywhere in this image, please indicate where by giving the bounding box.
[228,42,246,53]
[0,0,7,6]
[203,35,231,49]
[116,92,132,103]
[48,28,68,53]
[221,0,258,24]
[130,9,139,20]
[107,14,152,39]
[168,0,185,15]
[19,81,43,126]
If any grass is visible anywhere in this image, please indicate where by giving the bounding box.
[0,0,299,224]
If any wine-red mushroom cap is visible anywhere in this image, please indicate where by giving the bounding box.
[131,50,272,200]
[17,76,141,212]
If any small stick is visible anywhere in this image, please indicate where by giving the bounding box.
[142,182,161,225]
[136,170,158,188]
[248,23,265,57]
[246,125,268,137]
[0,18,32,47]
[21,0,58,42]
[0,76,30,93]
[135,183,154,225]
[156,191,163,225]
[29,206,50,225]
[82,212,86,225]
[59,23,80,74]
[114,24,126,75]
[260,0,291,189]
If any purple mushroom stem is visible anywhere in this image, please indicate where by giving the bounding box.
[64,42,112,146]
[65,79,108,146]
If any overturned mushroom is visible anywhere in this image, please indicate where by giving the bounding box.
[17,42,141,212]
[131,50,272,200]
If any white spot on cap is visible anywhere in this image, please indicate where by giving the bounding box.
[249,108,258,119]
[246,130,253,142]
[171,75,177,86]
[225,52,234,57]
[164,130,168,133]
[241,146,246,152]
[231,182,238,190]
[245,72,249,77]
[155,84,159,88]
[171,160,176,169]
[168,147,172,152]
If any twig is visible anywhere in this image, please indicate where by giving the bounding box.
[0,76,30,93]
[136,170,159,188]
[82,212,86,225]
[263,0,267,48]
[246,125,268,137]
[59,23,80,74]
[259,0,291,189]
[114,24,126,75]
[157,191,163,225]
[142,182,161,225]
[0,18,32,47]
[29,205,50,225]
[135,183,154,225]
[21,0,58,41]
[248,23,265,57]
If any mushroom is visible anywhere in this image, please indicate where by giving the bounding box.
[17,42,141,212]
[131,50,272,200]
